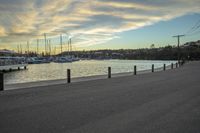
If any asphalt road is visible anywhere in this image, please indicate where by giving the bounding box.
[0,61,200,133]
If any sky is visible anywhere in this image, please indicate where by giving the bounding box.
[0,0,200,52]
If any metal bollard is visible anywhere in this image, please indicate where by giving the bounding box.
[163,64,166,71]
[171,63,173,69]
[134,65,137,75]
[152,64,154,72]
[67,69,71,83]
[0,73,4,91]
[108,67,111,78]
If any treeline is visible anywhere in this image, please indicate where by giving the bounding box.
[2,41,200,60]
[64,44,200,60]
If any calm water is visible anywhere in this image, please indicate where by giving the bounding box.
[4,60,176,84]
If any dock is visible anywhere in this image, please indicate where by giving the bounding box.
[0,57,27,72]
[0,64,27,71]
[0,61,200,133]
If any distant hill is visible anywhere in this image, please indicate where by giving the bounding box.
[62,40,200,60]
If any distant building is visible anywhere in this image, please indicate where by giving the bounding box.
[94,51,103,55]
[183,40,200,48]
[0,49,16,56]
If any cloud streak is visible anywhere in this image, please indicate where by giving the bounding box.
[0,0,200,50]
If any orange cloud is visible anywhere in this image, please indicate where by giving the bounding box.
[0,26,6,36]
[0,0,200,50]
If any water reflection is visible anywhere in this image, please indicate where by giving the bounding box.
[4,60,176,84]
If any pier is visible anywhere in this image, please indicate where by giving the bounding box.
[0,61,200,133]
[0,57,27,72]
[0,64,27,71]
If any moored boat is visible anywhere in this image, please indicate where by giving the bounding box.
[0,57,28,71]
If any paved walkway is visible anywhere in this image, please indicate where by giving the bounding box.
[0,61,200,133]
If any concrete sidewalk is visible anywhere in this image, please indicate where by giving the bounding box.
[0,61,200,133]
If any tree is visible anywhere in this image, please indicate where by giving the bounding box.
[150,44,155,49]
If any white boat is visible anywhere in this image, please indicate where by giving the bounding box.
[27,57,51,64]
[54,57,72,63]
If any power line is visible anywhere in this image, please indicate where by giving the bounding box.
[185,30,200,36]
[186,18,200,35]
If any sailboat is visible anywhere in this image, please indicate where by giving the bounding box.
[69,38,80,62]
[54,35,72,63]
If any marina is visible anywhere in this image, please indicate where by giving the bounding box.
[3,60,176,85]
[0,1,199,133]
[0,57,27,72]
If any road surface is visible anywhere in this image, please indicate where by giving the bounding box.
[0,61,200,133]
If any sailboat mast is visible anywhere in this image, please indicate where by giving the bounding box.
[20,44,22,54]
[68,39,70,56]
[44,33,47,56]
[70,38,72,52]
[49,40,51,56]
[27,41,29,56]
[60,34,63,55]
[17,45,19,54]
[37,39,39,55]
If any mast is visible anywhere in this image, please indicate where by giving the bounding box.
[68,39,70,56]
[17,45,19,54]
[70,38,72,52]
[54,47,56,55]
[27,41,29,56]
[37,39,39,55]
[49,40,51,56]
[46,39,49,56]
[20,44,22,54]
[60,34,63,55]
[44,33,47,56]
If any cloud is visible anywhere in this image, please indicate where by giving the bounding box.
[0,26,6,36]
[0,0,200,50]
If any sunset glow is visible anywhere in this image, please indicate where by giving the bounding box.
[0,0,200,52]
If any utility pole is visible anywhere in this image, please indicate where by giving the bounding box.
[173,35,185,64]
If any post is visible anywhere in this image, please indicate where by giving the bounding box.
[0,73,4,91]
[134,65,137,75]
[67,69,71,83]
[163,64,166,71]
[108,67,111,78]
[152,64,154,72]
[176,63,178,68]
[173,35,185,65]
[171,63,173,69]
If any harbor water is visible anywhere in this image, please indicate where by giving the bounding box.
[4,60,176,84]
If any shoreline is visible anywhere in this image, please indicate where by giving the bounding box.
[5,64,173,90]
[1,61,200,133]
